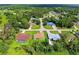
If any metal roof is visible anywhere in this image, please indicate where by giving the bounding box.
[48,32,61,40]
[47,22,56,26]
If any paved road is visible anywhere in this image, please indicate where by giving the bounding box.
[20,28,78,32]
[28,18,33,30]
[52,25,62,33]
[74,25,78,30]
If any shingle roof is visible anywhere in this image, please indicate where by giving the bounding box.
[48,32,61,40]
[34,32,45,39]
[16,33,31,41]
[47,22,56,26]
[75,32,79,38]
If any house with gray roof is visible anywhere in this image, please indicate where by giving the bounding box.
[47,22,56,26]
[47,30,61,45]
[74,32,79,38]
[47,31,61,40]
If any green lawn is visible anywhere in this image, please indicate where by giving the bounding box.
[61,31,76,43]
[51,31,59,34]
[57,26,75,29]
[44,25,53,29]
[26,31,38,35]
[76,25,79,29]
[32,25,40,29]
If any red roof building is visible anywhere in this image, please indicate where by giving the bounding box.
[16,33,31,42]
[34,32,45,40]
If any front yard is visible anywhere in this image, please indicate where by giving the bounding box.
[32,25,40,29]
[44,25,53,29]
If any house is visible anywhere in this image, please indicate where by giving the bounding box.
[47,31,61,45]
[47,31,61,40]
[47,22,56,26]
[49,11,61,16]
[49,11,57,15]
[74,32,79,38]
[34,32,45,40]
[61,12,68,15]
[75,22,79,25]
[55,17,60,20]
[13,13,16,15]
[16,33,32,42]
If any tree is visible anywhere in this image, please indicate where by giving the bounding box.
[0,41,9,54]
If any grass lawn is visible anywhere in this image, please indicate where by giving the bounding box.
[32,25,40,29]
[76,25,79,28]
[44,25,53,29]
[62,31,73,35]
[57,26,75,29]
[44,31,48,39]
[26,31,38,35]
[62,31,72,34]
[61,31,76,43]
[76,30,79,32]
[51,31,59,34]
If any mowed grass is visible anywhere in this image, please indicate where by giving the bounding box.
[44,25,53,29]
[76,25,79,29]
[51,31,59,34]
[32,25,40,29]
[62,31,75,37]
[57,26,75,29]
[26,31,38,35]
[61,31,76,43]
